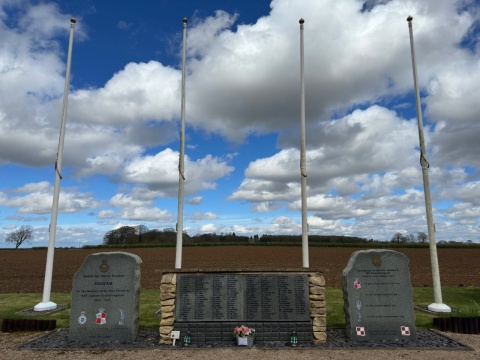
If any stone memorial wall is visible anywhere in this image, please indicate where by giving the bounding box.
[69,252,142,342]
[159,270,326,345]
[343,249,417,341]
[175,274,310,322]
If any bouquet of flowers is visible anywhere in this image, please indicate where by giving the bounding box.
[233,324,255,338]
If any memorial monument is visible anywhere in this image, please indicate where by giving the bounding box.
[343,249,417,341]
[69,252,142,342]
[159,270,326,346]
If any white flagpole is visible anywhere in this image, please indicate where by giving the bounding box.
[35,17,76,311]
[299,18,309,268]
[406,16,450,313]
[175,18,187,269]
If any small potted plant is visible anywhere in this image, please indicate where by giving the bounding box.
[233,325,255,346]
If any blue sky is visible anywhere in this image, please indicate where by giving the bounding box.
[1,0,480,248]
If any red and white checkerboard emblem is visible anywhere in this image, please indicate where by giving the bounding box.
[356,326,365,336]
[354,280,361,289]
[96,308,107,325]
[401,326,410,336]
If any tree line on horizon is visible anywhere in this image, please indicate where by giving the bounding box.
[2,225,477,249]
[101,226,477,247]
[102,225,379,246]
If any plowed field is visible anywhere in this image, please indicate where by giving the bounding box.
[0,246,478,293]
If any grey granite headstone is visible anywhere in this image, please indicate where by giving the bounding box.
[69,252,142,342]
[343,249,416,341]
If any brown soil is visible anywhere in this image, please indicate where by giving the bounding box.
[0,246,478,293]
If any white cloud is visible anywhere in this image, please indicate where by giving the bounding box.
[189,212,218,220]
[0,0,479,244]
[12,181,51,193]
[446,203,480,220]
[251,202,282,213]
[121,149,234,196]
[441,182,480,206]
[110,193,151,208]
[199,223,217,233]
[118,207,174,222]
[231,105,420,206]
[0,182,101,214]
[186,196,203,205]
[98,210,116,219]
[187,10,238,59]
[183,0,476,141]
[69,61,180,126]
[307,216,343,232]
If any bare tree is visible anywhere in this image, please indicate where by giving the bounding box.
[135,225,148,243]
[402,234,416,243]
[391,232,403,244]
[5,225,33,249]
[417,231,428,243]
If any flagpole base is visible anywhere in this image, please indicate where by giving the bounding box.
[34,301,58,312]
[428,302,451,313]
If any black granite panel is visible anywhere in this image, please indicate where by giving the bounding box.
[175,273,310,322]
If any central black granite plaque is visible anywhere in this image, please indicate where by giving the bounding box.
[175,273,310,322]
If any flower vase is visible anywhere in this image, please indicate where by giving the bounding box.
[236,336,254,347]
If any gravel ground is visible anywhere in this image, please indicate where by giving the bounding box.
[1,329,478,360]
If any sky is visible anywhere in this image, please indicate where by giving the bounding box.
[1,0,479,248]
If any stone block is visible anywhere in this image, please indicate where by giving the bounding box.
[161,273,176,285]
[312,316,326,327]
[160,284,176,294]
[160,292,175,301]
[160,317,174,326]
[310,308,326,316]
[309,275,325,286]
[162,298,175,306]
[310,300,326,308]
[313,331,327,341]
[309,285,324,295]
[160,325,174,335]
[161,305,175,314]
[309,294,324,300]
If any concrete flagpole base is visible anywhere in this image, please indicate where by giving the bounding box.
[34,301,58,312]
[428,302,451,313]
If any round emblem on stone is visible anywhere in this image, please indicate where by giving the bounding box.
[78,311,87,325]
[99,259,109,273]
[372,255,382,267]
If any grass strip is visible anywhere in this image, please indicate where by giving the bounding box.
[0,287,478,330]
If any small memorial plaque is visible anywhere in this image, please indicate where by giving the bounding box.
[343,250,417,341]
[175,273,310,322]
[69,252,142,342]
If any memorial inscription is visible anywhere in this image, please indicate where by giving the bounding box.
[69,252,142,342]
[175,273,310,322]
[343,250,417,341]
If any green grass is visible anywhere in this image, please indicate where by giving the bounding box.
[326,286,480,328]
[1,287,478,329]
[0,290,161,329]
